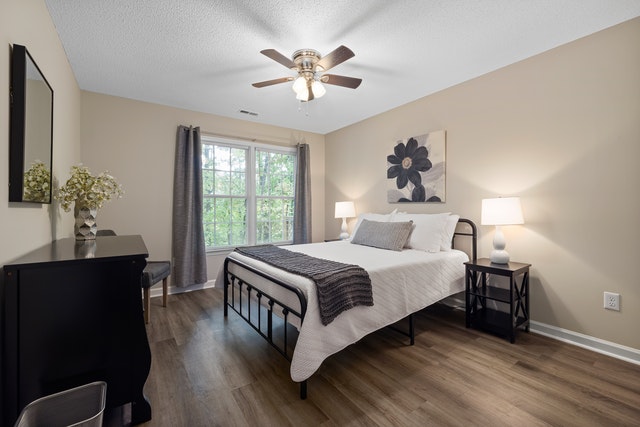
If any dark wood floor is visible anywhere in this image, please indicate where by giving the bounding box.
[138,288,640,426]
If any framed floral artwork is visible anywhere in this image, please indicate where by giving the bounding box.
[387,130,446,203]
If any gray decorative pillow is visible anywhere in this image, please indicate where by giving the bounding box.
[351,219,414,251]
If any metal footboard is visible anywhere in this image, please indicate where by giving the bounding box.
[223,256,309,398]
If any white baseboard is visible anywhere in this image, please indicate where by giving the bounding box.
[147,279,216,298]
[441,296,640,365]
[529,321,640,365]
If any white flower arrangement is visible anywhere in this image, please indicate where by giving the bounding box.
[23,160,51,202]
[56,165,124,211]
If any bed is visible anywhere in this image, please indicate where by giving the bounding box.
[222,214,477,399]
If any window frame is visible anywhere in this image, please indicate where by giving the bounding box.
[201,135,296,253]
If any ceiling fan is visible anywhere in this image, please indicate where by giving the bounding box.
[252,45,362,102]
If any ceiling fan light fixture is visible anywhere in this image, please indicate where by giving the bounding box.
[296,86,310,101]
[311,80,326,98]
[292,76,307,94]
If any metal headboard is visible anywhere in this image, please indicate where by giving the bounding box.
[453,218,477,261]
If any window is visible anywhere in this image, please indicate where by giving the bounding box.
[201,136,296,250]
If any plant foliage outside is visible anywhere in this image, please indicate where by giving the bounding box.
[22,160,51,202]
[56,165,124,211]
[255,150,295,245]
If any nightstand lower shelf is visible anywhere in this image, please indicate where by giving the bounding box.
[467,307,528,340]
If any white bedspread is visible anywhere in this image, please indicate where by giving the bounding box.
[225,240,468,382]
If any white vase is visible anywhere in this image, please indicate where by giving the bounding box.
[74,204,98,240]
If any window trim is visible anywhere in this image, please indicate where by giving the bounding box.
[201,134,296,253]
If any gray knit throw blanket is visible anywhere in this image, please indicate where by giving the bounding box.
[234,245,373,326]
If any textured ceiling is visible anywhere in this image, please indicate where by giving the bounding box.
[45,0,640,134]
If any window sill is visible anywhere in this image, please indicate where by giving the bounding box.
[206,241,294,256]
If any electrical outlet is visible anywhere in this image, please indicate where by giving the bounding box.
[604,292,620,311]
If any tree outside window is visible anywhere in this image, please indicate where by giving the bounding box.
[202,137,295,249]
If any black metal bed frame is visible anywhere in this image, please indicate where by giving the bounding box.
[223,218,477,399]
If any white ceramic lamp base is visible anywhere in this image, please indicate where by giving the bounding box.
[490,225,510,264]
[339,217,349,240]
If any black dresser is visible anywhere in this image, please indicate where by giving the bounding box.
[1,235,152,425]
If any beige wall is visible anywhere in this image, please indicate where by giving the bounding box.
[325,18,640,350]
[1,0,81,265]
[80,92,325,283]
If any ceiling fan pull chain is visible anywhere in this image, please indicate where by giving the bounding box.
[298,99,310,117]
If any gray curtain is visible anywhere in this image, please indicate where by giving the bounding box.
[293,143,312,244]
[172,125,207,287]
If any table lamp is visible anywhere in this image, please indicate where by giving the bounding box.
[481,197,524,264]
[334,201,356,239]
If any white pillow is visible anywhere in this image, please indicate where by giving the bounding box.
[391,213,450,253]
[441,214,460,251]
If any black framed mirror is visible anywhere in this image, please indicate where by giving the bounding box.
[9,44,54,203]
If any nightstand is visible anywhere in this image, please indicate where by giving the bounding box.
[465,258,531,343]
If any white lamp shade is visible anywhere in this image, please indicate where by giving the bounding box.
[334,201,356,219]
[295,89,310,101]
[481,197,524,226]
[311,80,326,98]
[292,76,307,94]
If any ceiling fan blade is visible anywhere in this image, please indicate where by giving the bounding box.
[321,74,362,89]
[260,49,296,69]
[252,77,293,88]
[316,45,354,71]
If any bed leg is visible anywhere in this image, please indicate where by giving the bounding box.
[409,313,415,346]
[223,264,229,317]
[223,281,228,317]
[300,380,307,399]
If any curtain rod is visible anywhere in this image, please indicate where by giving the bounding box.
[201,130,301,147]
